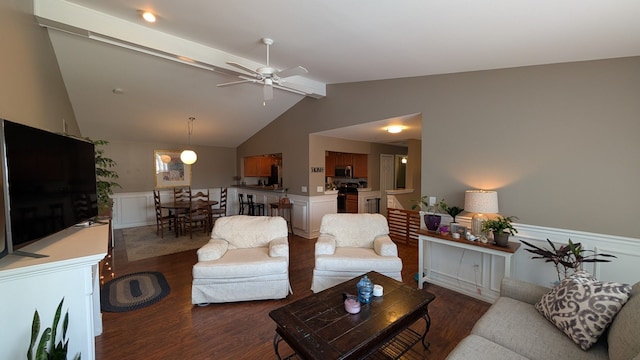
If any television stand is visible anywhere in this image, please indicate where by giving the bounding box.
[0,224,109,360]
[9,249,49,258]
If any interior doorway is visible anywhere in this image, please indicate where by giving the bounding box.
[380,154,395,215]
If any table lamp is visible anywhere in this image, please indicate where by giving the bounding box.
[464,190,499,237]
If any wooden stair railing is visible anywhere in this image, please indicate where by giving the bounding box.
[386,208,421,247]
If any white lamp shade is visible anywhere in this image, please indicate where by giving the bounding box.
[464,190,499,214]
[180,149,197,164]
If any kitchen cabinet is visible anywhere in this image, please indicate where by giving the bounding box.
[346,194,359,213]
[353,154,368,178]
[335,153,353,167]
[244,156,275,177]
[259,157,273,176]
[326,152,367,178]
[325,153,335,176]
[244,157,260,177]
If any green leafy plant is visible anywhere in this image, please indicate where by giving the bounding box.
[28,298,81,360]
[91,139,121,215]
[411,196,448,214]
[446,206,464,222]
[482,216,519,236]
[520,239,617,283]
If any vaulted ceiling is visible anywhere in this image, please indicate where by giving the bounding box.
[34,0,640,147]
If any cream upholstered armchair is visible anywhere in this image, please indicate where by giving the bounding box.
[311,213,403,293]
[192,215,291,304]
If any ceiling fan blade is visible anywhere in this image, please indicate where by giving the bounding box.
[226,61,261,76]
[217,79,252,87]
[263,84,274,101]
[276,66,308,79]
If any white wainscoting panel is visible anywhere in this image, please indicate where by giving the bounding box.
[420,220,640,303]
[308,195,339,239]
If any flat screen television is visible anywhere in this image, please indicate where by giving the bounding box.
[0,119,98,259]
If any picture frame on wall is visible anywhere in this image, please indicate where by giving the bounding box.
[154,150,191,188]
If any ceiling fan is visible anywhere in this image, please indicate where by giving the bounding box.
[217,38,309,103]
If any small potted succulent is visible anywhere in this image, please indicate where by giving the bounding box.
[481,216,518,247]
[445,205,464,231]
[412,196,448,232]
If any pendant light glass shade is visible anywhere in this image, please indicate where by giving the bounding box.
[181,117,197,165]
[180,149,197,164]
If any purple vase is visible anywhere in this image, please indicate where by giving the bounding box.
[424,214,442,232]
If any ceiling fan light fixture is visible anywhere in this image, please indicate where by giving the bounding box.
[218,37,309,101]
[387,125,403,134]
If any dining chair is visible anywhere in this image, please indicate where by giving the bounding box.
[238,193,249,215]
[173,187,192,233]
[210,187,227,221]
[247,194,265,216]
[153,190,175,238]
[182,190,210,238]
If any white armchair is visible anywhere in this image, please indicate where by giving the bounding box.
[191,215,291,304]
[311,213,403,293]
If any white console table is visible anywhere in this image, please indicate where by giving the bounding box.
[0,223,109,360]
[418,229,520,302]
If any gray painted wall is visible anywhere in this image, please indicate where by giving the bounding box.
[241,57,640,238]
[0,1,78,134]
[103,141,236,192]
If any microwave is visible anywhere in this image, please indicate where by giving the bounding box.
[335,165,353,178]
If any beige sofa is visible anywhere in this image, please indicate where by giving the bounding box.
[311,213,403,293]
[446,277,640,360]
[191,215,291,304]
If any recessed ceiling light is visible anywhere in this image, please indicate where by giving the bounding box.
[140,11,156,23]
[386,126,403,134]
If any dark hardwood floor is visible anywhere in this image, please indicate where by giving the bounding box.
[96,228,490,360]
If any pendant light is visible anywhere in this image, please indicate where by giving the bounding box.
[180,117,197,165]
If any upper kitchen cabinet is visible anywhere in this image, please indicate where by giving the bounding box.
[325,152,368,178]
[244,155,279,177]
[353,154,368,178]
[325,152,336,176]
[335,153,353,167]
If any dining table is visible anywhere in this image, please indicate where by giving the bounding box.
[160,200,219,236]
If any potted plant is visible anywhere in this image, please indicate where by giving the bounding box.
[411,196,448,232]
[445,205,464,230]
[91,139,121,217]
[520,239,616,283]
[481,216,518,247]
[280,188,290,204]
[28,298,81,360]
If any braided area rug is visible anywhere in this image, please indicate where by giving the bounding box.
[101,271,170,312]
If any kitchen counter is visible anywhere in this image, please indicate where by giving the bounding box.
[232,185,286,193]
[325,188,372,195]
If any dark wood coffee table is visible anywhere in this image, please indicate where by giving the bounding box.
[269,271,435,359]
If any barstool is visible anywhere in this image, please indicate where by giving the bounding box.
[246,194,265,216]
[238,193,249,215]
[269,197,293,233]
